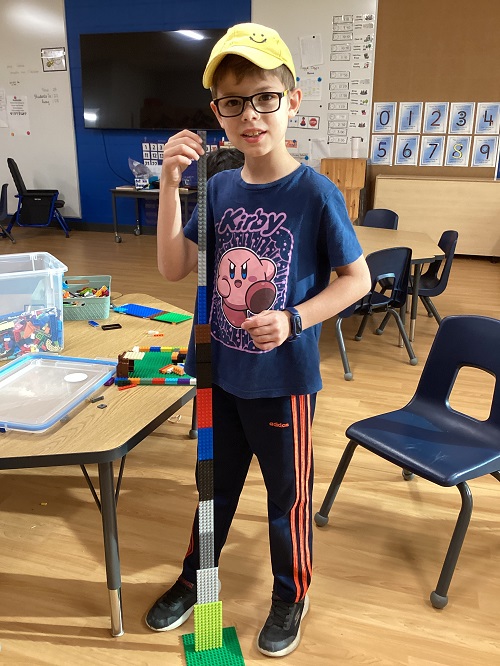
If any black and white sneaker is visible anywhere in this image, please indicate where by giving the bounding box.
[145,578,197,631]
[257,593,309,657]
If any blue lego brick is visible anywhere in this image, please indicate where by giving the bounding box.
[198,427,214,461]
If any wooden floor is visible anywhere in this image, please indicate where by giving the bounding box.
[0,227,499,665]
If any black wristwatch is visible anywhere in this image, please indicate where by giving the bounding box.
[285,306,302,341]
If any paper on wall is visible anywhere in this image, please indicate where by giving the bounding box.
[299,34,324,67]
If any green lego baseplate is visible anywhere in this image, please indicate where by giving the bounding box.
[129,351,194,380]
[153,311,192,324]
[182,626,245,666]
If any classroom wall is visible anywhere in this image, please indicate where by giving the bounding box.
[64,0,251,228]
[0,0,80,217]
[367,0,500,203]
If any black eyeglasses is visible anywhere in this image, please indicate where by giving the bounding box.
[213,91,289,117]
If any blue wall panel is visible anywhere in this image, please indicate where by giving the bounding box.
[65,0,251,227]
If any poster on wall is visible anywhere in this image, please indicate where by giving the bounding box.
[471,135,498,167]
[448,102,475,134]
[372,102,396,133]
[6,95,30,135]
[474,102,500,134]
[370,134,394,165]
[41,47,67,72]
[422,102,449,134]
[394,135,420,165]
[419,135,445,166]
[444,135,471,167]
[397,102,423,134]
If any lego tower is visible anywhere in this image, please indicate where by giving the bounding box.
[182,132,244,665]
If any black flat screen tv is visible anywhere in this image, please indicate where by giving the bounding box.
[80,29,226,130]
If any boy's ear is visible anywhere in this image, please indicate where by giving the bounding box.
[287,88,302,118]
[210,101,226,130]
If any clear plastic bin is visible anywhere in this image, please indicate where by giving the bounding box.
[0,252,67,361]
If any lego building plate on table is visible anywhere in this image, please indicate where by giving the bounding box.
[0,252,67,361]
[0,354,117,432]
[63,275,111,321]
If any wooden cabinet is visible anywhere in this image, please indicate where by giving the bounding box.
[320,158,366,222]
[374,175,500,257]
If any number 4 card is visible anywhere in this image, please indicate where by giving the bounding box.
[474,103,500,134]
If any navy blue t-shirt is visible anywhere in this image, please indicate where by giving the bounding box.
[182,163,362,399]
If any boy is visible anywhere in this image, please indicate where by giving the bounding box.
[147,23,370,657]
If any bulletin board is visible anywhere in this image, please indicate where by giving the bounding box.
[252,0,378,167]
[366,0,500,196]
[0,0,80,217]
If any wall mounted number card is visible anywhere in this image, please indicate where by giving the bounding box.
[471,136,499,167]
[394,135,420,165]
[420,135,445,166]
[444,135,471,167]
[423,102,449,134]
[397,102,423,133]
[370,134,394,165]
[372,102,396,133]
[448,102,475,134]
[474,102,500,134]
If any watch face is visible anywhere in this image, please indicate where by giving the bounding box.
[294,315,302,336]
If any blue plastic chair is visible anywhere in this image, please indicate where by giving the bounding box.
[408,230,458,325]
[362,208,399,229]
[336,246,417,381]
[316,314,500,609]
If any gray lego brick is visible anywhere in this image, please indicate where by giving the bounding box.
[196,566,219,604]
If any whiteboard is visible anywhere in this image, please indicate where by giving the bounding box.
[0,0,80,217]
[252,0,377,167]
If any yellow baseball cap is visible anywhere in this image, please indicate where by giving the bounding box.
[203,23,296,89]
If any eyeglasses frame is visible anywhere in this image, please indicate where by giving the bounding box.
[212,90,289,118]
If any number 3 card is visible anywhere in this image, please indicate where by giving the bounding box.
[448,103,475,134]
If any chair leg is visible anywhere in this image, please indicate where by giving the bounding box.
[375,312,391,335]
[54,209,71,238]
[419,295,433,317]
[314,440,358,526]
[0,223,15,243]
[430,482,472,609]
[421,296,441,325]
[335,317,353,381]
[387,308,418,366]
[354,313,370,341]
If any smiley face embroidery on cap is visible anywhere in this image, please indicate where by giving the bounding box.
[250,32,267,44]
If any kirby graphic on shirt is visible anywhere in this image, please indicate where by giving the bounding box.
[216,247,277,327]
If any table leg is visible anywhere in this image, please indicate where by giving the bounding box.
[410,265,422,342]
[112,194,122,243]
[98,461,124,637]
[134,199,141,236]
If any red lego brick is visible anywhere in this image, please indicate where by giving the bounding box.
[197,388,213,428]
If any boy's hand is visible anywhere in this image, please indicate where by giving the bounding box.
[241,310,291,351]
[161,130,205,188]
